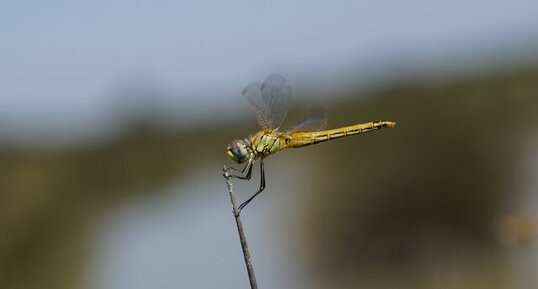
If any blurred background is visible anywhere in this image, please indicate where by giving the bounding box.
[1,1,538,289]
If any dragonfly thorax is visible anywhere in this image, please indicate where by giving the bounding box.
[250,130,288,158]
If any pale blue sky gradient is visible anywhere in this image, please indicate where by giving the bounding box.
[1,0,538,141]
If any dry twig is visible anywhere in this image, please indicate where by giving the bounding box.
[223,165,259,289]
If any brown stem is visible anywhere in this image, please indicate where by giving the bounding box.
[223,165,259,289]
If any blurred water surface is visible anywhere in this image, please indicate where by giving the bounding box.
[84,162,310,289]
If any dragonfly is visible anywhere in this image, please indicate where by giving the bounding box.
[226,74,396,213]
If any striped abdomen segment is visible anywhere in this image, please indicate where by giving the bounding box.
[286,121,396,148]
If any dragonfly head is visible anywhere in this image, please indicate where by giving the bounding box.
[226,139,251,163]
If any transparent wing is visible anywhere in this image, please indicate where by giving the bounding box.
[242,74,292,130]
[242,82,270,129]
[289,110,328,132]
[261,74,292,129]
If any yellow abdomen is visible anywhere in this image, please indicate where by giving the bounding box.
[286,121,396,148]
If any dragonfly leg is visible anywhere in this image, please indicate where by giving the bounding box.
[229,159,254,180]
[238,159,265,212]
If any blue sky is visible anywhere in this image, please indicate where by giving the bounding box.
[1,0,538,141]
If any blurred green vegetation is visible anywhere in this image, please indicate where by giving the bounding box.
[1,65,538,289]
[301,67,538,289]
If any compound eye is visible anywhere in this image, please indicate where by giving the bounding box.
[228,140,249,163]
